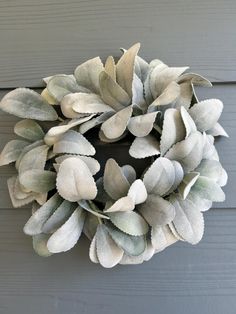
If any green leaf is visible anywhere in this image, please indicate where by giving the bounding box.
[56,157,97,202]
[0,88,58,121]
[24,193,63,235]
[109,211,149,236]
[53,130,95,156]
[19,170,56,193]
[106,224,146,256]
[0,140,29,166]
[47,207,86,253]
[14,119,45,142]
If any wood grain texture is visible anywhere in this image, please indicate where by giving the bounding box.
[0,84,234,209]
[0,0,236,87]
[0,208,236,314]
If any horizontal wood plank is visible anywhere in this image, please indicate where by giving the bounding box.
[0,0,236,87]
[0,84,234,209]
[0,208,236,314]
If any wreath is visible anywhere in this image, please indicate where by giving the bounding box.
[0,43,228,268]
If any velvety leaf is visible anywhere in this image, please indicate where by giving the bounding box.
[167,161,184,194]
[129,135,160,159]
[151,225,178,252]
[109,211,149,236]
[83,212,99,240]
[95,177,112,203]
[74,57,104,94]
[99,71,130,110]
[180,106,197,138]
[95,224,124,268]
[14,119,45,142]
[56,157,97,202]
[121,165,136,185]
[187,191,212,212]
[191,176,225,202]
[128,112,157,137]
[79,112,114,134]
[99,129,128,143]
[178,172,200,199]
[47,75,88,101]
[101,105,132,139]
[0,140,29,166]
[0,88,58,121]
[15,140,44,170]
[7,176,35,208]
[41,88,57,105]
[24,193,62,235]
[116,43,140,97]
[106,224,146,256]
[132,74,146,109]
[20,170,56,193]
[47,207,86,253]
[218,168,228,187]
[207,122,229,137]
[33,234,52,257]
[128,179,147,205]
[138,195,175,228]
[188,99,223,132]
[119,241,155,265]
[195,159,224,183]
[143,157,175,196]
[160,108,186,155]
[53,130,95,156]
[104,196,135,213]
[165,131,203,172]
[103,158,130,200]
[89,234,99,263]
[42,200,75,233]
[104,56,116,81]
[78,200,109,219]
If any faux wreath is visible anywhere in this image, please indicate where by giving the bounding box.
[0,43,228,268]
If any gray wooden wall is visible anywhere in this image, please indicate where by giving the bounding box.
[0,1,236,313]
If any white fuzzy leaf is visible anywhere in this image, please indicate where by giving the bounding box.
[180,106,197,137]
[20,170,56,193]
[128,179,147,205]
[0,140,29,166]
[14,119,45,142]
[178,172,200,199]
[191,176,225,202]
[79,112,114,134]
[151,225,178,252]
[104,196,135,213]
[207,122,229,137]
[128,112,157,137]
[7,176,35,208]
[129,135,160,159]
[33,234,52,257]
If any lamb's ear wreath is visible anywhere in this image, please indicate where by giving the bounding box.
[0,43,228,267]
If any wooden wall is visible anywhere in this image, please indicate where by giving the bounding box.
[0,1,235,313]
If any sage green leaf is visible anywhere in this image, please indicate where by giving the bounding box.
[187,191,212,212]
[148,81,180,111]
[47,74,88,101]
[167,161,184,194]
[104,196,135,213]
[42,200,75,233]
[150,65,188,98]
[74,56,104,94]
[134,55,149,82]
[89,235,99,263]
[44,116,94,145]
[104,56,116,81]
[106,224,146,256]
[180,106,197,137]
[60,93,91,118]
[24,193,62,235]
[15,140,44,170]
[178,172,200,199]
[7,176,35,208]
[55,155,100,176]
[174,81,193,109]
[99,129,128,143]
[33,234,52,257]
[78,200,109,219]
[195,159,223,182]
[128,179,147,205]
[132,74,146,109]
[79,112,114,134]
[129,135,160,159]
[177,73,212,87]
[99,71,131,110]
[160,108,186,155]
[103,158,130,200]
[202,134,218,160]
[119,241,155,265]
[170,194,204,244]
[14,177,33,199]
[116,43,140,97]
[47,207,85,253]
[0,140,29,166]
[18,145,49,175]
[0,88,58,121]
[109,211,149,236]
[53,130,95,156]
[138,195,175,228]
[83,212,99,240]
[95,177,112,204]
[191,176,225,202]
[41,88,57,105]
[151,225,177,252]
[121,165,136,185]
[101,105,132,139]
[95,224,124,268]
[188,99,223,132]
[207,122,229,137]
[165,131,203,172]
[20,170,56,193]
[143,157,175,196]
[128,112,157,137]
[56,157,97,202]
[218,168,228,187]
[14,119,45,142]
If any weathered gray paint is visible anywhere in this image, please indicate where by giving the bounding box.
[0,1,236,313]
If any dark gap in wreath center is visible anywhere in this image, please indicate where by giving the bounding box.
[86,128,151,179]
